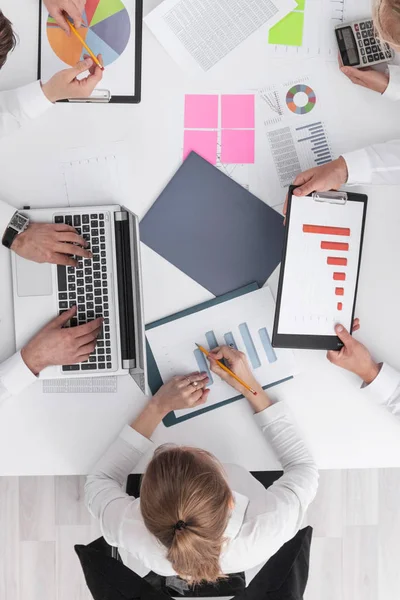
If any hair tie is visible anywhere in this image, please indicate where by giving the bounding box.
[174,520,187,531]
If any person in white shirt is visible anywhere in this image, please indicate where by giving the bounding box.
[284,0,400,193]
[327,323,400,419]
[0,1,103,403]
[85,345,319,584]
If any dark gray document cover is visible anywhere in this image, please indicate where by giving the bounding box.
[140,152,285,296]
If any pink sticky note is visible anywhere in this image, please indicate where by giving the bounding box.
[183,130,218,164]
[221,94,255,129]
[184,95,219,129]
[221,130,255,164]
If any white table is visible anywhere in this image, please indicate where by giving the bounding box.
[0,0,400,475]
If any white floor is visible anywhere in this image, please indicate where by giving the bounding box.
[0,470,399,600]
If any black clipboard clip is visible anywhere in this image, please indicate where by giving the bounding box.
[312,190,348,205]
[67,89,112,103]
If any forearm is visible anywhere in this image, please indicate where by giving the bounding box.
[130,398,168,439]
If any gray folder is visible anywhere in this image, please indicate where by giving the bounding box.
[140,152,285,296]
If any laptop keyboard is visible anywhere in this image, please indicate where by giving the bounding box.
[54,212,112,372]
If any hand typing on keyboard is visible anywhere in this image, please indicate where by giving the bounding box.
[21,307,103,376]
[11,222,92,266]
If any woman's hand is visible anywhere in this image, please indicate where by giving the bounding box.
[208,346,272,413]
[152,372,210,414]
[340,65,389,94]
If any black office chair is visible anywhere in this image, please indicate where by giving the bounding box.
[75,472,313,600]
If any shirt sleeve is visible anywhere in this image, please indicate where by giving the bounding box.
[85,424,154,546]
[0,351,37,406]
[0,81,53,139]
[362,363,400,419]
[242,402,318,563]
[382,65,400,102]
[342,139,400,185]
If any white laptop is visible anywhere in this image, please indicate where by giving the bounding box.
[11,205,146,393]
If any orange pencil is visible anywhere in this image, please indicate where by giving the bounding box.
[67,20,104,71]
[195,343,258,396]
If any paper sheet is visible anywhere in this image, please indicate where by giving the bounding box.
[145,0,295,73]
[277,195,364,336]
[267,0,373,60]
[146,287,295,417]
[252,74,334,210]
[40,0,137,96]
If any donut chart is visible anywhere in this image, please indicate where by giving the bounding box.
[47,0,131,67]
[286,84,316,115]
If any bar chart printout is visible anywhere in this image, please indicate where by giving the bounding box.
[146,287,296,417]
[276,195,365,337]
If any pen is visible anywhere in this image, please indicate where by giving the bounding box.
[66,20,105,71]
[195,343,258,396]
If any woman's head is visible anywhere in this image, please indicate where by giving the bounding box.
[140,445,233,584]
[374,0,400,49]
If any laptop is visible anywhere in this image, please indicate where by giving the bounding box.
[11,205,146,393]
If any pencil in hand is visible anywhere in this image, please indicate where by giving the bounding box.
[195,343,258,396]
[66,19,105,71]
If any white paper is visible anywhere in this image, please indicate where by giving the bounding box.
[277,195,364,336]
[252,74,335,210]
[40,1,137,96]
[60,141,132,206]
[146,287,296,417]
[145,0,295,73]
[267,0,373,60]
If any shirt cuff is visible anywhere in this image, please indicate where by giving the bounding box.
[119,424,154,456]
[362,363,400,404]
[0,201,17,240]
[15,81,54,120]
[0,351,37,397]
[382,65,400,102]
[342,149,372,185]
[253,401,287,427]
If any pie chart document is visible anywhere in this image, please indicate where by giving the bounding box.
[39,0,138,98]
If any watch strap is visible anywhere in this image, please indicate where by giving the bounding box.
[2,226,19,249]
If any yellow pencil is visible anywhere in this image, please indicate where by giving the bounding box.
[195,343,258,396]
[67,20,104,71]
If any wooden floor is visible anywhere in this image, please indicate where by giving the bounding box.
[0,469,399,600]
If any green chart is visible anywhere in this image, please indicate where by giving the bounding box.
[268,0,305,47]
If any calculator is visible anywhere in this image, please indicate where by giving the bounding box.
[335,19,395,68]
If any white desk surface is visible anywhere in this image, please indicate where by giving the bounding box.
[0,0,400,475]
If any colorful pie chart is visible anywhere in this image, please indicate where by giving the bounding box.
[47,0,131,67]
[286,84,317,115]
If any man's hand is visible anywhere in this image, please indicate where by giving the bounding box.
[21,307,103,375]
[11,222,92,266]
[340,65,389,95]
[327,323,380,384]
[42,57,103,103]
[283,157,349,220]
[44,0,86,34]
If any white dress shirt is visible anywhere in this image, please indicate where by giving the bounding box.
[342,65,400,185]
[85,402,319,576]
[0,80,52,402]
[362,362,400,418]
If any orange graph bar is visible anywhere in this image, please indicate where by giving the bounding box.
[337,302,343,311]
[335,287,344,296]
[303,224,350,236]
[321,241,349,251]
[327,257,347,266]
[333,272,346,281]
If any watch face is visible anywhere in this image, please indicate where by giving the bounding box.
[10,213,29,232]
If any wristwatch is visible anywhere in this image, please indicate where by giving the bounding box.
[2,211,30,249]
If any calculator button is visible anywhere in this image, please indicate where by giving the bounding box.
[368,55,374,63]
[366,46,372,54]
[374,53,380,60]
[358,40,363,48]
[380,52,385,60]
[354,23,359,31]
[362,57,367,64]
[364,39,370,46]
[366,20,372,28]
[360,22,366,30]
[360,48,365,55]
[356,31,361,39]
[370,37,376,45]
[362,30,368,38]
[371,45,378,52]
[386,51,392,58]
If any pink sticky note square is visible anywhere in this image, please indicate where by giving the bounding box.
[183,130,218,164]
[184,95,219,129]
[221,95,255,129]
[221,130,255,164]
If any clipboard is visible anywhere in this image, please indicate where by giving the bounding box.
[38,0,143,104]
[146,283,293,427]
[272,186,368,351]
